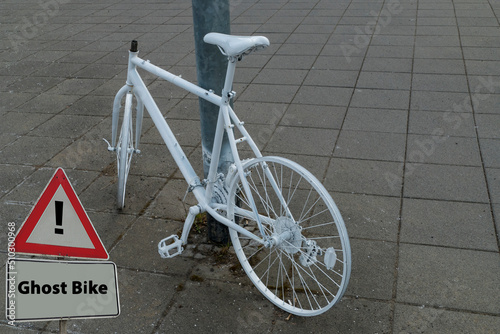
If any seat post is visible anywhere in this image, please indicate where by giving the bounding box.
[221,58,237,104]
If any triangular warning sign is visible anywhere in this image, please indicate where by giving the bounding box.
[14,168,109,260]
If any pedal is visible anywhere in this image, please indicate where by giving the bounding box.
[158,235,183,258]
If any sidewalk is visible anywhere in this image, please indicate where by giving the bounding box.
[1,0,500,333]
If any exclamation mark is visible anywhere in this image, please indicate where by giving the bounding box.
[55,201,64,235]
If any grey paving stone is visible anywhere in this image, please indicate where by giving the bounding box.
[394,303,500,334]
[265,126,338,156]
[408,110,476,137]
[111,216,192,276]
[343,107,408,133]
[6,76,65,94]
[463,47,500,61]
[3,61,49,76]
[0,112,53,135]
[397,244,500,314]
[57,50,108,63]
[412,73,469,92]
[348,238,397,300]
[32,61,88,77]
[264,55,316,70]
[406,134,482,166]
[73,63,126,79]
[456,9,497,18]
[356,71,412,90]
[146,178,197,221]
[350,88,410,110]
[276,43,324,55]
[303,69,358,88]
[0,164,35,198]
[261,152,331,182]
[0,133,18,150]
[46,136,115,172]
[324,158,404,196]
[401,198,497,251]
[465,60,500,76]
[403,163,489,202]
[416,25,459,36]
[480,138,500,167]
[79,173,166,214]
[0,76,20,91]
[485,168,500,204]
[231,101,287,125]
[417,17,456,26]
[476,114,500,139]
[156,280,275,333]
[366,45,414,58]
[334,130,406,162]
[456,16,499,26]
[370,35,415,46]
[0,92,35,113]
[0,136,72,166]
[67,268,179,334]
[286,33,330,44]
[414,46,463,59]
[293,86,353,106]
[2,167,98,206]
[29,114,104,139]
[411,91,472,112]
[313,55,364,71]
[361,57,413,73]
[272,298,392,334]
[468,75,500,95]
[130,144,180,178]
[16,94,79,115]
[331,192,400,242]
[281,104,346,129]
[85,210,135,252]
[238,83,299,104]
[58,95,113,116]
[45,78,106,95]
[413,58,466,75]
[253,68,308,85]
[415,35,461,47]
[327,35,368,55]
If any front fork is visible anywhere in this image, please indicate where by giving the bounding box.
[108,85,144,154]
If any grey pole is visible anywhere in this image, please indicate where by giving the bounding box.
[192,0,231,243]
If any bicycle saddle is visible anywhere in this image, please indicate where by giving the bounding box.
[204,33,270,58]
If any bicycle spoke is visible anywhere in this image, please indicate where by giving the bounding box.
[229,157,350,315]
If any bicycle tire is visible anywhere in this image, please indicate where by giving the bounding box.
[116,93,134,209]
[227,156,351,316]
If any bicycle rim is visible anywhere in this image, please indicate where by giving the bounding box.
[116,93,134,209]
[227,156,351,316]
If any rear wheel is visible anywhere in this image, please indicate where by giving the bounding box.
[227,156,351,316]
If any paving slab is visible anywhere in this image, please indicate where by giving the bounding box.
[401,198,498,251]
[394,304,500,334]
[403,163,489,202]
[397,244,500,314]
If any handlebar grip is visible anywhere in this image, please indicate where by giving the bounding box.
[130,40,138,52]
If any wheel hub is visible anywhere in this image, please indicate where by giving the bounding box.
[273,217,302,254]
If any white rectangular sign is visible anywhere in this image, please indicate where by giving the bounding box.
[6,259,119,322]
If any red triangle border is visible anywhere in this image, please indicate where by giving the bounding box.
[14,168,109,260]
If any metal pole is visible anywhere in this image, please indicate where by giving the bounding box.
[59,319,67,334]
[192,0,231,243]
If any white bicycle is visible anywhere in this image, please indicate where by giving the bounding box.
[107,33,351,316]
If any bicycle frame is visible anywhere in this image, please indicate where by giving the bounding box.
[111,47,272,246]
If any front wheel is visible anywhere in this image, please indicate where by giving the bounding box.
[227,156,351,316]
[116,93,134,209]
